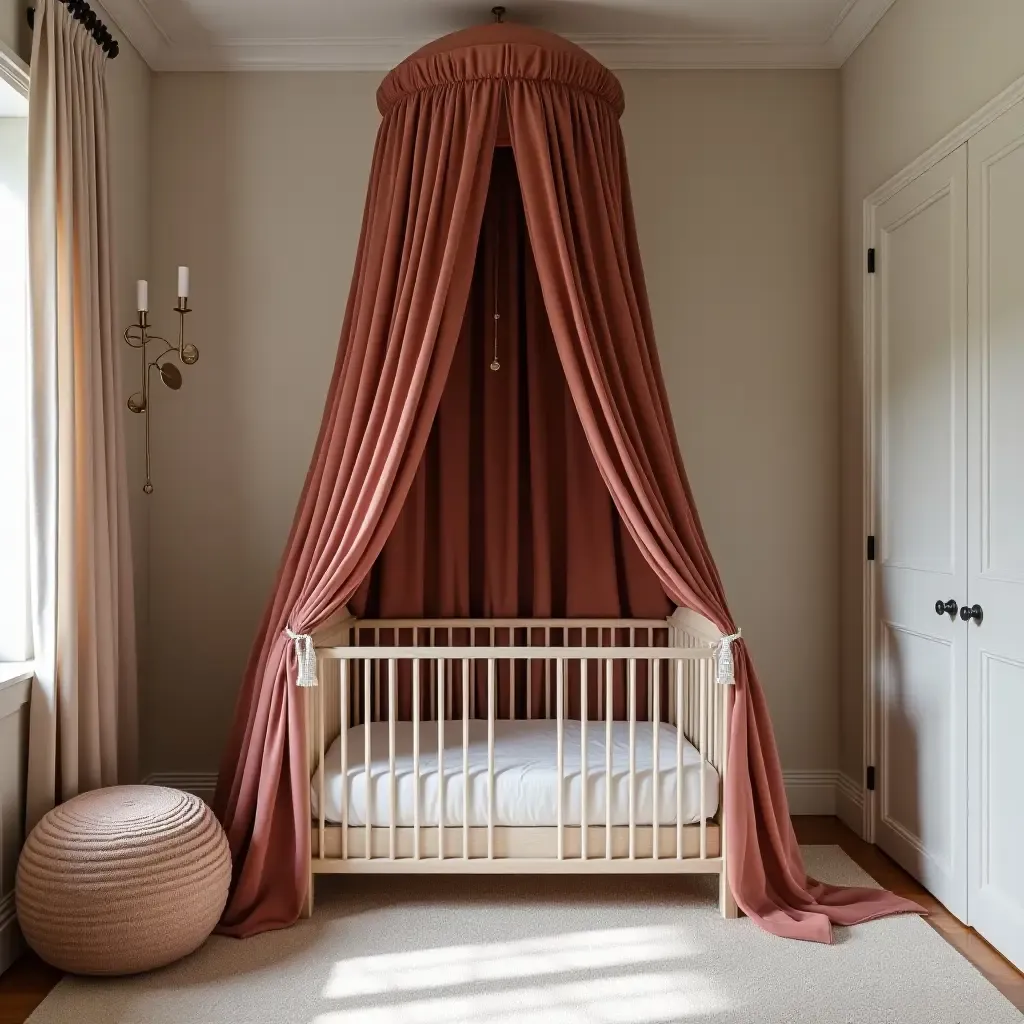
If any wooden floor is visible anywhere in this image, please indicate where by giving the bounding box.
[0,816,1020,1021]
[794,816,1024,1011]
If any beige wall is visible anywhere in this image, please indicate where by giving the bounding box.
[624,70,841,776]
[146,73,383,776]
[101,8,153,698]
[0,0,30,62]
[146,68,841,781]
[839,0,1024,795]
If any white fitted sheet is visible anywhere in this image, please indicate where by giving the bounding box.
[312,719,720,828]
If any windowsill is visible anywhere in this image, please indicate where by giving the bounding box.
[0,661,33,694]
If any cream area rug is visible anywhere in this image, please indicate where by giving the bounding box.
[27,847,1022,1023]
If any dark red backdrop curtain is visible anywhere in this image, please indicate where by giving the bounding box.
[215,24,921,942]
[353,149,670,626]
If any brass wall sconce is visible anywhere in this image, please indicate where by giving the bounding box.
[124,268,197,494]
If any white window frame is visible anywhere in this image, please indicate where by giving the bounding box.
[0,40,30,664]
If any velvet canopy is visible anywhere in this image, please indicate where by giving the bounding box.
[214,22,921,942]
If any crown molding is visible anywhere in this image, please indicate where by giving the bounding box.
[560,36,834,71]
[100,0,894,73]
[154,36,839,73]
[97,0,176,67]
[825,0,899,63]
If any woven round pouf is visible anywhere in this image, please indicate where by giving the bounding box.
[16,785,231,975]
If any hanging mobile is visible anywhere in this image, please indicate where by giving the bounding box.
[491,217,501,371]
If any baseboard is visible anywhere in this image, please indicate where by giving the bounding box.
[782,770,838,815]
[836,771,866,837]
[0,892,23,977]
[146,770,844,818]
[142,773,218,805]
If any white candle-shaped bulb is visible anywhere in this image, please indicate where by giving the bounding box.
[177,266,190,300]
[137,279,148,312]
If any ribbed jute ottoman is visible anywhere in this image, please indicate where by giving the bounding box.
[16,785,231,975]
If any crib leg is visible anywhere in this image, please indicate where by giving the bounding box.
[303,868,315,920]
[720,865,739,920]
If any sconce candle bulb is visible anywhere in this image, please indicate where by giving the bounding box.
[124,269,198,494]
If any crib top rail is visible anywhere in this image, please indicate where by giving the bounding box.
[318,644,716,660]
[350,617,671,629]
[312,610,725,652]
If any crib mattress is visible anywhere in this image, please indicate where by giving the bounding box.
[312,719,720,828]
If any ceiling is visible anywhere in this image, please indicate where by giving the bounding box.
[103,0,898,72]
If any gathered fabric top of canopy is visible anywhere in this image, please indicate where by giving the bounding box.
[377,23,625,117]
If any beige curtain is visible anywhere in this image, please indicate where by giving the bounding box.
[26,0,137,832]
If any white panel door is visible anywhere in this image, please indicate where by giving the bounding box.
[966,100,1024,971]
[873,147,968,921]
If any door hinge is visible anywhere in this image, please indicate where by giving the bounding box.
[867,248,876,273]
[867,535,876,561]
[866,766,876,792]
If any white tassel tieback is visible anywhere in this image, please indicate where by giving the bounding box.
[713,631,742,685]
[285,627,318,688]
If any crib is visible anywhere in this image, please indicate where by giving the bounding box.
[306,608,737,919]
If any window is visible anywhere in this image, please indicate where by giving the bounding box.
[0,65,29,661]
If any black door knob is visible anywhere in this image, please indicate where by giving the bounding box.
[935,599,958,616]
[959,604,984,624]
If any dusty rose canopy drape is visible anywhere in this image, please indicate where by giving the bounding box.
[214,23,921,942]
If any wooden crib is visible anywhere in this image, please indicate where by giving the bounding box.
[306,608,736,918]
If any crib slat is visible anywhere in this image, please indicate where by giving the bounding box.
[510,642,516,722]
[462,657,470,860]
[557,657,564,860]
[668,629,676,726]
[374,636,381,723]
[605,657,613,860]
[719,676,729,907]
[676,657,684,860]
[545,627,551,718]
[527,655,533,721]
[580,657,588,861]
[647,650,653,725]
[430,628,437,721]
[388,659,397,860]
[488,626,494,721]
[488,658,496,860]
[413,659,420,861]
[446,645,452,722]
[364,658,371,860]
[437,657,445,861]
[700,657,707,860]
[470,641,477,720]
[628,657,636,860]
[341,659,349,861]
[716,651,724,770]
[653,657,660,860]
[691,644,698,743]
[317,654,325,862]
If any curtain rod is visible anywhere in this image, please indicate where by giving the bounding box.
[27,0,121,59]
